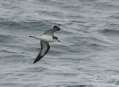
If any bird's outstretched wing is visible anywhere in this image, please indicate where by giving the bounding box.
[29,35,40,40]
[33,40,50,64]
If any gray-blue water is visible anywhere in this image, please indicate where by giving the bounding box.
[0,0,119,87]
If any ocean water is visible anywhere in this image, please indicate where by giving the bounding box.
[0,0,119,87]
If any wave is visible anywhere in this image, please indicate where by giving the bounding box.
[99,29,119,35]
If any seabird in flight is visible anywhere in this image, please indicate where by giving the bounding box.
[29,25,61,64]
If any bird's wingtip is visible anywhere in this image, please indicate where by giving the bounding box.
[33,57,42,64]
[33,60,37,64]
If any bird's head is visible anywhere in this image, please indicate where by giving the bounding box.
[53,25,61,32]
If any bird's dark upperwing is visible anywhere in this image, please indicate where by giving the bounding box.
[33,40,50,64]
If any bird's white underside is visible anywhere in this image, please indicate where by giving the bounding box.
[39,34,54,42]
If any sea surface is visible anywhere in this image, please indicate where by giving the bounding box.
[0,0,119,87]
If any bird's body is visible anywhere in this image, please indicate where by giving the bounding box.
[29,25,61,64]
[39,34,54,42]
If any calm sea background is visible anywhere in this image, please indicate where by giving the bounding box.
[0,0,119,87]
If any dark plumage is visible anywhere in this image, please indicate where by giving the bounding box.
[30,25,61,64]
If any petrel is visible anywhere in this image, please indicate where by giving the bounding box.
[29,25,61,64]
